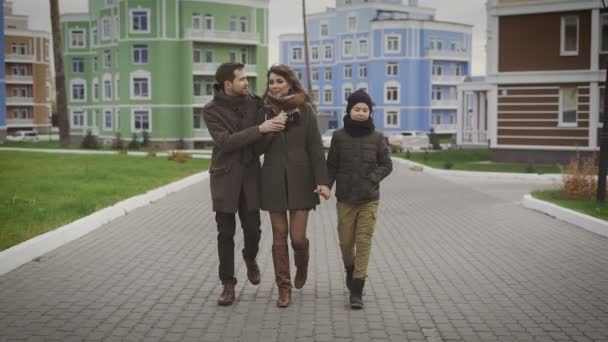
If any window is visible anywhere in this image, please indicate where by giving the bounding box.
[92,28,98,46]
[343,40,353,56]
[193,48,202,63]
[194,110,203,129]
[324,88,333,103]
[312,47,319,60]
[312,90,319,103]
[104,79,112,100]
[70,29,86,48]
[102,18,111,40]
[343,86,352,103]
[71,80,86,101]
[133,110,150,131]
[229,51,237,62]
[240,16,248,32]
[432,87,442,100]
[104,50,112,68]
[131,72,151,99]
[455,64,462,76]
[133,45,148,64]
[561,15,579,56]
[193,13,202,31]
[19,44,26,55]
[559,86,577,125]
[131,10,149,33]
[72,58,85,73]
[241,48,248,64]
[292,47,303,61]
[312,69,319,81]
[602,15,608,53]
[359,64,367,79]
[432,114,441,125]
[386,62,398,76]
[205,14,213,30]
[347,16,356,32]
[358,39,368,56]
[344,65,352,79]
[345,0,352,4]
[386,35,399,53]
[385,111,399,128]
[206,81,213,95]
[432,64,443,76]
[93,79,99,101]
[72,110,85,128]
[194,79,202,96]
[230,16,237,32]
[325,68,332,80]
[104,109,113,129]
[93,57,98,72]
[205,50,213,63]
[324,45,333,59]
[296,70,303,80]
[385,81,400,103]
[115,75,120,100]
[321,24,328,37]
[115,16,120,39]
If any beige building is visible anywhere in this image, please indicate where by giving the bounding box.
[3,1,51,135]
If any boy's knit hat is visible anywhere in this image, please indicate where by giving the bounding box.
[346,89,373,115]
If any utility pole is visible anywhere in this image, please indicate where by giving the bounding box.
[302,0,313,95]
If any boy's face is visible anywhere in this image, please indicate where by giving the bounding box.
[349,102,370,121]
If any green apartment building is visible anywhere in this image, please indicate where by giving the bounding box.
[60,0,269,147]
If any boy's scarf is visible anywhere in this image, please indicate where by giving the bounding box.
[343,115,375,137]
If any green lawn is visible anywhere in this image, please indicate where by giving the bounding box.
[0,151,209,251]
[532,190,608,221]
[0,141,81,149]
[394,149,563,174]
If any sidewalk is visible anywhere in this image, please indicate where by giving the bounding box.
[1,162,607,341]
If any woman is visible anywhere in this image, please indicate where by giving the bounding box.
[255,64,331,307]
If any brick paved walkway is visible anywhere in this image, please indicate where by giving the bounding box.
[1,162,607,342]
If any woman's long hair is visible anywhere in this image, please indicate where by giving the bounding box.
[263,64,312,103]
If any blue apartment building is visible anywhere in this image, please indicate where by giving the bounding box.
[279,0,472,133]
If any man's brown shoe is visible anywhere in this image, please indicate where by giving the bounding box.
[244,258,261,285]
[217,284,235,306]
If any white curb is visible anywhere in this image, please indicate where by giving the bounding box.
[0,147,211,159]
[392,157,562,183]
[0,171,210,276]
[522,194,608,238]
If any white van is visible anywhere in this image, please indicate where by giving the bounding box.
[6,130,39,142]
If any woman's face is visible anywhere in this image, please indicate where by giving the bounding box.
[349,102,371,121]
[268,72,291,97]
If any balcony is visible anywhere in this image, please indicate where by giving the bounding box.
[193,63,258,77]
[5,53,35,63]
[6,119,34,126]
[5,74,33,84]
[193,95,213,105]
[431,75,466,85]
[431,99,458,108]
[425,48,469,61]
[6,96,34,105]
[193,129,212,141]
[461,129,488,145]
[185,29,261,45]
[431,124,457,133]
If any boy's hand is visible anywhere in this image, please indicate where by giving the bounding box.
[314,185,331,200]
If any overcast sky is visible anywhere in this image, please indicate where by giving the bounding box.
[11,0,487,75]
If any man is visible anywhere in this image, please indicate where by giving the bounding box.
[203,63,285,306]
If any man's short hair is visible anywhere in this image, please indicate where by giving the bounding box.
[215,62,245,91]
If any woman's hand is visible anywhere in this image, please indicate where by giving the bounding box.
[314,185,331,200]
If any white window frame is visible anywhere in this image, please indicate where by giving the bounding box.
[93,78,99,101]
[343,40,353,57]
[311,88,320,104]
[386,62,399,76]
[347,15,357,32]
[324,86,333,104]
[194,78,202,96]
[312,46,319,60]
[358,39,368,56]
[432,86,442,100]
[192,13,202,31]
[130,8,151,34]
[384,110,400,128]
[91,28,98,46]
[558,86,578,127]
[344,64,352,79]
[385,34,400,53]
[230,16,237,32]
[312,69,319,81]
[193,48,202,64]
[321,23,328,37]
[103,74,113,101]
[133,44,148,64]
[101,17,112,41]
[69,28,86,49]
[291,47,303,62]
[104,50,112,69]
[359,64,367,79]
[560,15,579,56]
[240,16,248,33]
[325,68,333,81]
[385,81,400,104]
[205,50,214,63]
[130,70,152,100]
[343,84,353,104]
[324,45,333,59]
[71,109,86,128]
[204,14,214,31]
[103,109,114,130]
[70,79,87,102]
[131,108,152,132]
[72,57,85,73]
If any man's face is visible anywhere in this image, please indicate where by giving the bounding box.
[226,68,249,96]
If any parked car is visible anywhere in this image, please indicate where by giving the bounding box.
[6,130,39,142]
[386,131,429,151]
[321,129,335,149]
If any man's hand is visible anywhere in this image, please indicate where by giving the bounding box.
[314,185,331,200]
[259,111,288,133]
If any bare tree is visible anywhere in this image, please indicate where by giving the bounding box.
[50,0,70,147]
[302,0,312,95]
